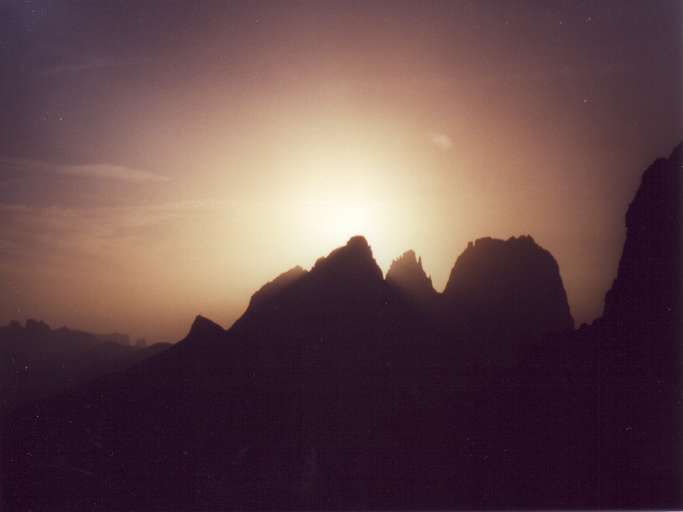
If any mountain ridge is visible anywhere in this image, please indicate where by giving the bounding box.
[2,141,680,510]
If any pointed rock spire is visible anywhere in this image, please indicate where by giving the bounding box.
[186,315,224,340]
[386,250,437,302]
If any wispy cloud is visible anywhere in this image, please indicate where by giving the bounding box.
[429,132,453,151]
[61,163,171,183]
[0,200,229,265]
[0,158,170,183]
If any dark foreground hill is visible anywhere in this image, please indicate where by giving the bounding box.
[1,143,680,510]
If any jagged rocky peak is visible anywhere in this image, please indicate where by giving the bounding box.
[603,142,681,327]
[463,234,536,252]
[311,235,383,284]
[232,235,387,337]
[249,265,307,308]
[386,250,437,301]
[444,235,574,335]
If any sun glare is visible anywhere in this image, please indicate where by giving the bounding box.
[300,198,384,251]
[284,146,399,263]
[273,139,429,276]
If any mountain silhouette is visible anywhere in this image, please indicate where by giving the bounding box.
[386,250,438,305]
[443,235,574,336]
[1,142,680,510]
[247,265,307,309]
[586,142,682,507]
[235,236,385,336]
[604,143,680,332]
[186,314,225,341]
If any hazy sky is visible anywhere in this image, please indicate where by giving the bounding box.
[1,1,681,341]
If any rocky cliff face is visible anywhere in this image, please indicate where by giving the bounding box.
[603,143,681,333]
[586,143,682,508]
[443,235,574,336]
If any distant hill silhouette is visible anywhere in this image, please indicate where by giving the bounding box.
[94,331,131,346]
[1,142,680,510]
[0,320,170,413]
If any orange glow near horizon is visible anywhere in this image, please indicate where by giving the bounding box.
[0,106,646,342]
[1,2,680,342]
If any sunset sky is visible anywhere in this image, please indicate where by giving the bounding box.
[1,1,681,341]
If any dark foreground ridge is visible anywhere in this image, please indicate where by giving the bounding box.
[1,143,680,510]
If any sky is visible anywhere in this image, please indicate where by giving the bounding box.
[0,0,681,342]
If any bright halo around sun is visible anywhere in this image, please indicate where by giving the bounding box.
[300,197,385,252]
[285,142,408,269]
